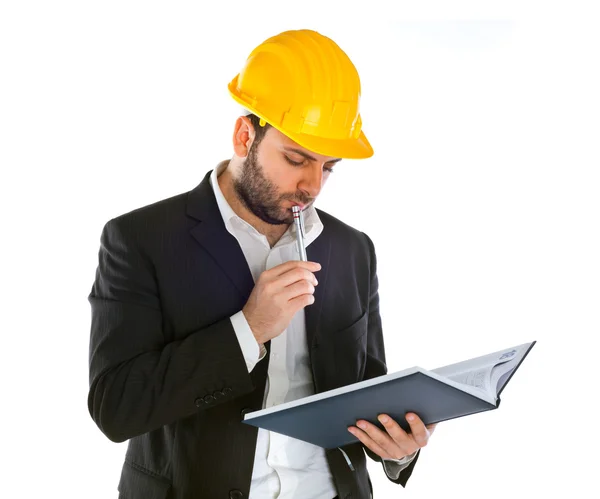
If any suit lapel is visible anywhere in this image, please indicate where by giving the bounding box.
[187,170,255,301]
[305,216,331,351]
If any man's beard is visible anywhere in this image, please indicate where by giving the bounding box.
[232,143,311,225]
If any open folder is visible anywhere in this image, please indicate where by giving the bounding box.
[242,341,536,450]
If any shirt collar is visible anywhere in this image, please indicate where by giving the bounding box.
[210,160,239,229]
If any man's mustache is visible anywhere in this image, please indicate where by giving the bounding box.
[282,194,314,205]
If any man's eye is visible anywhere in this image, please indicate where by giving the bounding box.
[284,156,304,166]
[285,155,335,173]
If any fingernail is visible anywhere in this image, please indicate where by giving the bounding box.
[357,422,366,429]
[407,414,415,422]
[378,415,389,424]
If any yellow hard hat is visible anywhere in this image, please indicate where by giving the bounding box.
[228,29,373,159]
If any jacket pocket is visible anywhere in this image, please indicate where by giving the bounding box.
[118,460,171,499]
[327,310,369,384]
[331,309,368,343]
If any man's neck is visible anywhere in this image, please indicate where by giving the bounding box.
[217,168,289,247]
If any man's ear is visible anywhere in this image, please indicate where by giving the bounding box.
[232,115,256,158]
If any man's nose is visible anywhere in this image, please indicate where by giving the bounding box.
[299,165,324,199]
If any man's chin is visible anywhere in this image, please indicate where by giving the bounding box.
[253,205,298,225]
[277,212,294,225]
[257,212,289,226]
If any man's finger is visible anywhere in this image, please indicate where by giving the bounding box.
[377,414,416,451]
[405,413,431,447]
[348,425,389,459]
[356,419,411,459]
[268,260,321,277]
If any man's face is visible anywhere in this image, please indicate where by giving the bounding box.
[232,127,341,225]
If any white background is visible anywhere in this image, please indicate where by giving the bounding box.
[1,1,598,498]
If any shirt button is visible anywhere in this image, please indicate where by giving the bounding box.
[229,490,244,499]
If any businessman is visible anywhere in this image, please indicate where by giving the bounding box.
[88,29,436,499]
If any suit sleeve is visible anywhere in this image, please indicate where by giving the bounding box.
[382,451,419,479]
[360,231,421,487]
[87,218,256,443]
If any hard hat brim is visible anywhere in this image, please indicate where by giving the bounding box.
[229,94,374,160]
[282,127,374,160]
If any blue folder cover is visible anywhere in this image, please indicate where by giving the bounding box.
[243,341,535,450]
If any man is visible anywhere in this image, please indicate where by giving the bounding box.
[88,29,436,499]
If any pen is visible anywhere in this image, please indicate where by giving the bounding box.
[292,205,307,261]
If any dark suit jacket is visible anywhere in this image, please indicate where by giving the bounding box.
[88,169,419,499]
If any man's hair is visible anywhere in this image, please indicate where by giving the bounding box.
[245,113,272,147]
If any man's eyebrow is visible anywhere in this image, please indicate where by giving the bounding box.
[283,147,342,164]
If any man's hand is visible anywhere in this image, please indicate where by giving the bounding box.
[243,260,321,345]
[348,413,436,461]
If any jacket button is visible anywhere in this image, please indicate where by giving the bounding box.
[213,390,225,400]
[204,394,215,403]
[229,490,243,499]
[223,387,232,394]
[194,397,204,407]
[240,407,251,417]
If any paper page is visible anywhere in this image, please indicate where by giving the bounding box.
[417,368,497,405]
[442,368,493,393]
[431,342,533,399]
[490,344,532,394]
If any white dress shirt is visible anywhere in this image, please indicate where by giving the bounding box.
[209,161,414,499]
